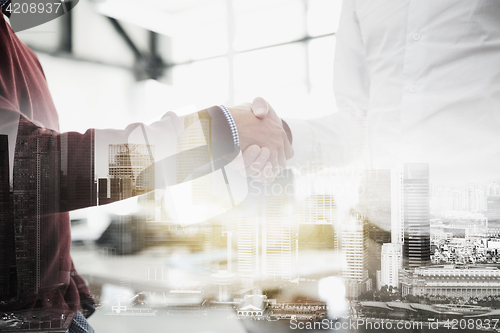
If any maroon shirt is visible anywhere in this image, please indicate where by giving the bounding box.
[0,12,94,317]
[0,12,236,321]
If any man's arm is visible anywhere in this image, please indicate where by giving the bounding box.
[290,0,370,168]
[2,102,288,212]
[242,0,371,178]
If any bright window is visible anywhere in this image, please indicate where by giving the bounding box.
[167,0,342,119]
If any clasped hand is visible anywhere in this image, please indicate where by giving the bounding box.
[229,97,293,182]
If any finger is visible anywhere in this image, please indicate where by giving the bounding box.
[242,145,262,168]
[252,97,269,118]
[265,145,279,164]
[246,147,270,177]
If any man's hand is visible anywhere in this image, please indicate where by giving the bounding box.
[252,96,293,160]
[229,100,288,167]
[230,97,293,182]
[239,145,276,182]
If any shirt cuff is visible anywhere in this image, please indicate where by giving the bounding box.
[218,105,239,149]
[282,119,293,145]
[206,106,239,161]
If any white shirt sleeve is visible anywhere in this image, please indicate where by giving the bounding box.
[334,0,370,120]
[286,0,370,171]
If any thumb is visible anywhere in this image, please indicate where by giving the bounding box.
[252,97,269,118]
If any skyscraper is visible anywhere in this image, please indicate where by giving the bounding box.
[456,183,487,212]
[378,167,405,289]
[357,170,392,285]
[402,163,430,269]
[237,206,259,286]
[486,195,500,231]
[108,143,155,197]
[358,170,392,233]
[176,111,212,205]
[13,117,61,296]
[341,212,371,298]
[297,194,338,252]
[98,177,110,205]
[96,143,155,254]
[262,170,298,282]
[488,182,500,196]
[380,243,402,288]
[60,129,96,209]
[108,143,155,222]
[298,194,337,226]
[391,167,404,245]
[0,135,16,298]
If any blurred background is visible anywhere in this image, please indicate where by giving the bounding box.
[12,2,500,332]
[18,0,341,133]
[14,1,345,332]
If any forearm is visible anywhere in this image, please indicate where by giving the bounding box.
[5,106,237,213]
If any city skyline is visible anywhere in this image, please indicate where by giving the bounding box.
[6,120,500,326]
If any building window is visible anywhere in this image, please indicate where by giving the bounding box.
[167,0,342,119]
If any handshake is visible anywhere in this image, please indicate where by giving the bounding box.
[228,97,294,182]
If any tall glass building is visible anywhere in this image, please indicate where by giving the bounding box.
[403,163,431,269]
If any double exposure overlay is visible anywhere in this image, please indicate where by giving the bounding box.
[1,1,500,333]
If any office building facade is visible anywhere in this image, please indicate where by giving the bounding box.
[401,265,500,299]
[381,243,402,288]
[402,163,431,269]
[341,213,372,298]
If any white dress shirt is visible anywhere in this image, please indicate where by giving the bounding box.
[287,0,500,185]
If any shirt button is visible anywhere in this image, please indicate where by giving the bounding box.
[412,33,421,41]
[409,85,418,93]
